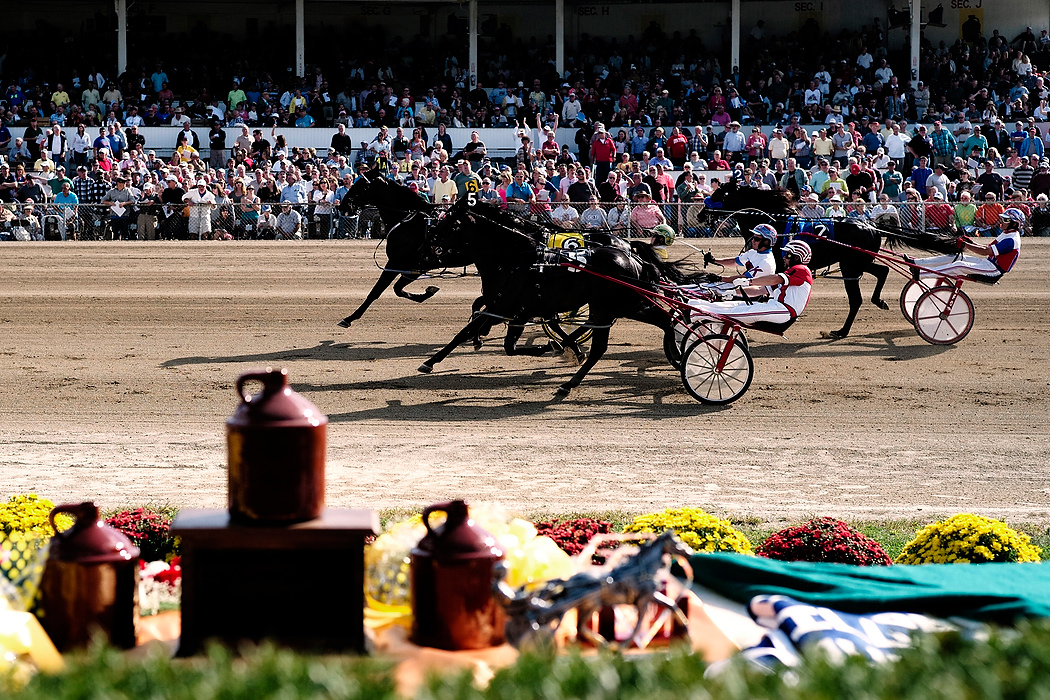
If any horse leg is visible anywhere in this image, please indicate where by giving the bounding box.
[504,322,554,357]
[419,313,491,373]
[337,268,398,328]
[471,296,499,350]
[867,260,891,310]
[556,325,610,396]
[829,273,864,339]
[543,320,587,361]
[392,273,440,303]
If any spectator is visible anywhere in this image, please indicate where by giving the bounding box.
[275,202,303,239]
[1031,194,1050,236]
[722,122,746,163]
[975,193,1005,236]
[909,156,933,199]
[925,163,952,201]
[550,192,579,229]
[629,188,665,235]
[102,175,137,240]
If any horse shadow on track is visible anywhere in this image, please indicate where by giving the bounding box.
[747,328,955,361]
[161,339,449,368]
[303,348,732,422]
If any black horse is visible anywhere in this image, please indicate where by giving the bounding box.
[418,198,689,396]
[335,170,636,330]
[334,170,457,328]
[704,178,957,339]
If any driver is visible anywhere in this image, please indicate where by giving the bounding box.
[687,240,814,327]
[909,208,1022,280]
[704,223,778,296]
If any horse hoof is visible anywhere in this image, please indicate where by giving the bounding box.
[473,339,484,351]
[555,385,571,397]
[821,330,848,340]
[873,299,890,310]
[418,363,434,374]
[337,318,352,328]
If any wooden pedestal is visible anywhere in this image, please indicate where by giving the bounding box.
[171,508,378,655]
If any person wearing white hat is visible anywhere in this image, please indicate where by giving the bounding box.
[182,177,216,239]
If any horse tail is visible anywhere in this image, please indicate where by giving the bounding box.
[628,240,695,284]
[879,224,960,256]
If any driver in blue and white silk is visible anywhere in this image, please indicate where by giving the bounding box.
[703,223,778,297]
[688,240,814,327]
[911,209,1022,281]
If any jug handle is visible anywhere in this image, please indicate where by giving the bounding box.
[421,501,454,538]
[49,502,99,539]
[236,368,288,403]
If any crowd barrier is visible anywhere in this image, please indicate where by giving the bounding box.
[49,124,1050,161]
[2,201,1044,242]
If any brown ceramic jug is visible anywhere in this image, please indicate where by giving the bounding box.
[410,500,506,650]
[227,368,327,523]
[38,502,140,651]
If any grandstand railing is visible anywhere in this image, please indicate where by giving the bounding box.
[0,201,1041,242]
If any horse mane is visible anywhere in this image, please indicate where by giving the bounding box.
[628,241,702,285]
[340,170,434,215]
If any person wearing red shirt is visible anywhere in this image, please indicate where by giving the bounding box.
[708,150,731,170]
[666,126,690,167]
[589,124,617,186]
[924,191,955,231]
[618,87,638,120]
[745,127,768,166]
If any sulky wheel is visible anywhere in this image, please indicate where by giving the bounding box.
[680,334,754,405]
[899,279,932,323]
[665,326,684,370]
[541,304,593,345]
[679,319,748,357]
[665,314,694,369]
[912,286,975,345]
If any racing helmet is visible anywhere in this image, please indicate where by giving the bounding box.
[651,223,676,246]
[782,239,812,264]
[750,223,778,249]
[999,208,1025,228]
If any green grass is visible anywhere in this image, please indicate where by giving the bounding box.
[8,621,1050,699]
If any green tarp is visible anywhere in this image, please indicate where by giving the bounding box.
[683,554,1050,623]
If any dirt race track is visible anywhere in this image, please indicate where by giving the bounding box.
[1,239,1048,525]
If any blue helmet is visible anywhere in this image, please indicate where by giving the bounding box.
[750,224,778,249]
[1000,208,1025,227]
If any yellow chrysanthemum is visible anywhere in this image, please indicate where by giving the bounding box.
[624,507,753,555]
[896,514,1042,565]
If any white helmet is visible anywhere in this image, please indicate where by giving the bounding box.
[782,239,812,264]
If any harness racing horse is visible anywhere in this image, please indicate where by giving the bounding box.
[704,178,957,339]
[418,198,690,396]
[335,170,637,334]
[335,170,456,328]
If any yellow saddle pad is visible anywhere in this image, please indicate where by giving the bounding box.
[546,231,585,250]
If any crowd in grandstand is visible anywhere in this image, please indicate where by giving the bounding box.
[2,16,1050,240]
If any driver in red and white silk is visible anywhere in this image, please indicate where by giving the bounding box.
[687,240,814,326]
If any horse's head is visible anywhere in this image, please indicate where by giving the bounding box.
[339,167,432,228]
[703,176,739,210]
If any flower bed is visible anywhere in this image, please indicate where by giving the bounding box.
[896,513,1043,564]
[624,507,754,554]
[756,517,892,566]
[104,508,178,562]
